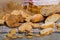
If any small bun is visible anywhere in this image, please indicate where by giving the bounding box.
[6,14,22,28]
[30,14,44,22]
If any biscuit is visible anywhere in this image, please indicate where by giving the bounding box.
[45,14,60,23]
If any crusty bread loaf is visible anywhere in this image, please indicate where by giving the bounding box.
[45,14,60,23]
[41,22,55,29]
[40,6,56,16]
[30,14,44,22]
[40,28,53,35]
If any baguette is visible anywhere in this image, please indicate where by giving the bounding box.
[45,14,60,23]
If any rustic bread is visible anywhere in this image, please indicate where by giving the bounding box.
[30,14,44,22]
[45,14,60,23]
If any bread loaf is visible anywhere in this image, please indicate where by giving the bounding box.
[40,6,56,16]
[45,14,60,23]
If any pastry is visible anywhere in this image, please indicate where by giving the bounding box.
[30,14,44,22]
[45,14,60,23]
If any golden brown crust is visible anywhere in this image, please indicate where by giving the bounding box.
[5,14,23,28]
[30,14,44,22]
[45,14,60,23]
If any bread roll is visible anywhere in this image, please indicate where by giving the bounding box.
[45,14,60,23]
[40,6,56,16]
[40,28,53,35]
[18,24,26,32]
[6,14,22,28]
[25,25,32,32]
[18,22,32,32]
[31,23,40,28]
[30,14,44,22]
[41,22,55,29]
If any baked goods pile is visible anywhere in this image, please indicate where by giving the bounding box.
[0,1,60,40]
